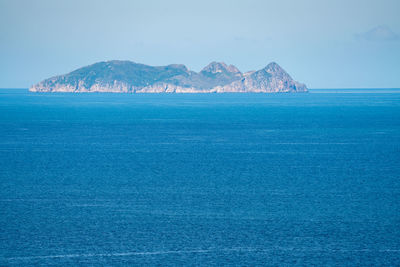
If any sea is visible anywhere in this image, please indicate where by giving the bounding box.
[0,89,399,266]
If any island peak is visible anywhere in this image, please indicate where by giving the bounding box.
[30,60,308,93]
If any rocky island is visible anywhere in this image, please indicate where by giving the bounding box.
[30,61,308,93]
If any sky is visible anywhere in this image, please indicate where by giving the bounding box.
[0,0,399,89]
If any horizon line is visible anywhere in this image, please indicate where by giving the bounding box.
[1,88,400,91]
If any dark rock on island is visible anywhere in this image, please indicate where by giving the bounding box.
[30,61,308,93]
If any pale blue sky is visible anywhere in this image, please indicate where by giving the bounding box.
[1,0,399,88]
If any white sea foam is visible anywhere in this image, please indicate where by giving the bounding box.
[4,248,256,261]
[4,247,400,262]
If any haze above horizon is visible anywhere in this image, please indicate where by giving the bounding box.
[0,0,399,89]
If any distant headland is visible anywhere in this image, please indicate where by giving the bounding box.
[30,61,308,93]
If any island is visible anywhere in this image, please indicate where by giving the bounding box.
[30,61,308,93]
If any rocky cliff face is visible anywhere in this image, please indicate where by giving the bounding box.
[30,60,308,93]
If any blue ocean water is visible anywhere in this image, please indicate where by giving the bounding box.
[0,89,400,266]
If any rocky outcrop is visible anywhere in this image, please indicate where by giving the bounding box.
[30,60,307,93]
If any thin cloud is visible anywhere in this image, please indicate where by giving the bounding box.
[355,25,399,42]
